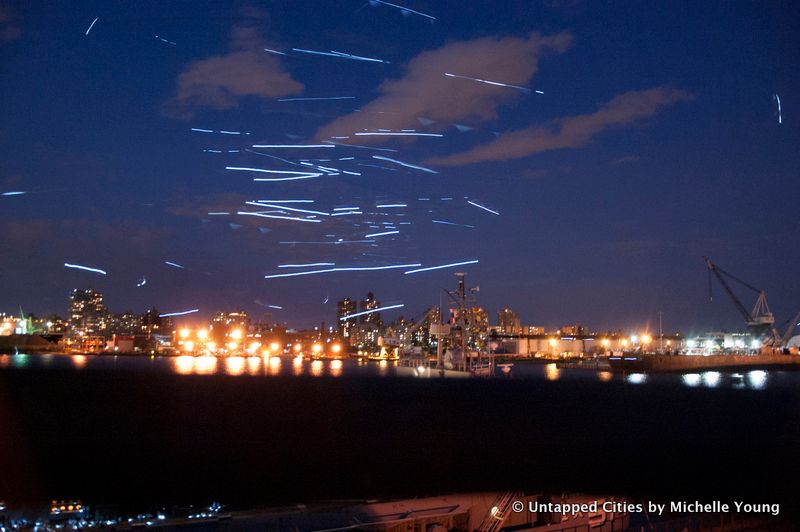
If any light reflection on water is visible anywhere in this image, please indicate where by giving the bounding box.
[0,354,791,389]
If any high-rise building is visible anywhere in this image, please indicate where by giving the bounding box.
[468,307,489,349]
[336,297,357,340]
[68,288,110,337]
[211,310,249,342]
[356,292,382,348]
[497,307,521,335]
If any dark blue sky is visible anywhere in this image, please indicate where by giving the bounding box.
[1,1,798,334]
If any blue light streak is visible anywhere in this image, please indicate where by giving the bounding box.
[265,263,419,279]
[404,260,479,274]
[364,230,400,238]
[165,261,185,269]
[159,309,199,318]
[467,200,500,215]
[277,263,336,268]
[85,18,99,35]
[64,263,106,275]
[340,303,405,320]
[372,155,438,174]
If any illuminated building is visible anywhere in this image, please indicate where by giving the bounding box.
[356,292,382,349]
[68,288,110,337]
[497,307,521,334]
[336,297,357,340]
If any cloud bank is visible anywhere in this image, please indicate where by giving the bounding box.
[427,88,693,166]
[313,31,572,140]
[162,17,302,119]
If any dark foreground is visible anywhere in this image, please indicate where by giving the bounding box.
[1,368,800,518]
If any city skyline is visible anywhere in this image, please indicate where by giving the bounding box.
[1,1,798,333]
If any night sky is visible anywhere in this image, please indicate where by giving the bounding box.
[1,1,798,334]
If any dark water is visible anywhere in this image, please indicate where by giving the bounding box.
[2,353,800,518]
[0,352,793,391]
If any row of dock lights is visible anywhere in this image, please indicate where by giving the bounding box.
[175,328,342,357]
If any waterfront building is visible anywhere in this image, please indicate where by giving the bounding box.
[68,288,110,337]
[497,307,521,334]
[336,297,357,341]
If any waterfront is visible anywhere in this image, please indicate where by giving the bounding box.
[0,352,792,391]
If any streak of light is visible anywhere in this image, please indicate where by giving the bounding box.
[358,163,397,171]
[291,48,388,63]
[432,220,475,228]
[444,72,531,94]
[354,132,443,137]
[279,240,376,244]
[334,206,360,211]
[467,200,500,215]
[267,305,283,310]
[191,128,213,133]
[404,260,479,274]
[165,261,185,269]
[64,263,106,275]
[245,201,330,216]
[441,197,453,200]
[372,155,438,174]
[774,94,782,124]
[255,199,315,203]
[376,203,407,208]
[226,166,323,181]
[159,309,199,318]
[342,170,362,176]
[364,230,400,238]
[278,96,356,102]
[237,211,322,223]
[219,130,241,135]
[85,17,99,35]
[278,263,336,268]
[264,48,288,55]
[331,211,363,216]
[339,157,355,161]
[207,212,230,215]
[340,303,405,320]
[535,90,545,94]
[323,141,398,152]
[265,263,419,279]
[251,144,334,148]
[2,191,26,196]
[371,0,436,21]
[136,277,147,287]
[155,35,177,45]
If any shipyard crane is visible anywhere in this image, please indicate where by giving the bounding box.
[704,257,781,345]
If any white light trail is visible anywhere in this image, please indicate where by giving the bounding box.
[85,18,99,35]
[207,212,230,215]
[219,130,241,135]
[376,203,407,208]
[64,263,106,275]
[333,206,360,211]
[432,220,475,228]
[245,201,330,216]
[226,166,323,182]
[291,48,388,63]
[340,303,405,320]
[331,211,363,216]
[255,199,315,203]
[267,305,283,310]
[372,0,436,22]
[774,94,782,124]
[444,72,531,94]
[251,144,334,148]
[354,132,443,137]
[136,277,147,287]
[237,211,322,223]
[2,191,26,196]
[467,200,500,215]
[278,96,356,102]
[323,141,398,152]
[165,261,185,269]
[372,155,438,174]
[264,48,288,56]
[159,309,199,318]
[404,259,479,274]
[279,240,376,244]
[191,128,213,133]
[278,263,336,268]
[265,263,419,279]
[364,230,400,238]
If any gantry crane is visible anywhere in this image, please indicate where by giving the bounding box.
[704,257,784,346]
